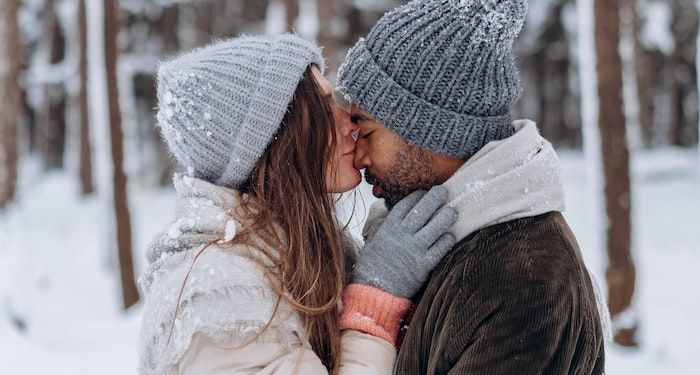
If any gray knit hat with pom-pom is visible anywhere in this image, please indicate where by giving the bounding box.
[337,0,527,160]
[156,34,325,188]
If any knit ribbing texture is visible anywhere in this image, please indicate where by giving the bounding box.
[156,34,325,188]
[337,0,527,159]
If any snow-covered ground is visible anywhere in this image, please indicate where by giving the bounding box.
[1,148,698,374]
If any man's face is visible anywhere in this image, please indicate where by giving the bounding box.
[351,104,440,208]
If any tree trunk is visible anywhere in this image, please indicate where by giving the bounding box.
[316,0,336,72]
[104,0,139,309]
[667,50,683,146]
[697,0,700,159]
[42,0,67,170]
[79,0,94,195]
[632,0,654,148]
[0,0,21,211]
[343,4,364,45]
[149,5,179,186]
[533,3,575,147]
[284,0,299,31]
[669,0,700,146]
[594,0,637,347]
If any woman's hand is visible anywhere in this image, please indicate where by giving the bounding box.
[353,186,457,299]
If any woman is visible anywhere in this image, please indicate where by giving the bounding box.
[138,34,456,374]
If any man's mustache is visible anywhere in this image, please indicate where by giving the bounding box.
[364,170,376,185]
[364,170,382,187]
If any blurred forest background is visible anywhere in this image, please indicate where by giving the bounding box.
[0,0,699,373]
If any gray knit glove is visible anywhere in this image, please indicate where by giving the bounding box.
[354,186,458,298]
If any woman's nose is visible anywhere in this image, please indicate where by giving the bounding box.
[346,122,359,139]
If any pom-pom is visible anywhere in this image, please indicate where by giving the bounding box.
[449,0,528,44]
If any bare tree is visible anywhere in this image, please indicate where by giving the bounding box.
[630,0,655,148]
[317,0,337,72]
[697,0,700,159]
[669,0,699,146]
[79,0,94,195]
[105,0,139,309]
[594,0,637,347]
[43,0,67,170]
[284,0,299,31]
[517,1,580,148]
[0,0,21,211]
[142,5,179,186]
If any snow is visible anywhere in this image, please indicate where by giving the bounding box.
[640,0,674,55]
[265,0,286,36]
[611,307,639,332]
[223,219,236,242]
[1,148,699,374]
[297,0,319,38]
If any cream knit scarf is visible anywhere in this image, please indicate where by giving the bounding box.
[443,120,611,341]
[443,120,566,239]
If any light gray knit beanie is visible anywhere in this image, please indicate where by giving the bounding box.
[337,0,527,159]
[156,34,325,188]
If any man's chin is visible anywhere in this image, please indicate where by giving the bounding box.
[380,189,409,210]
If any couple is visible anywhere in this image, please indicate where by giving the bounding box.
[138,0,606,374]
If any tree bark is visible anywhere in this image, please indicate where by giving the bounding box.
[79,0,94,195]
[284,0,299,31]
[104,0,139,309]
[669,0,700,146]
[0,0,21,211]
[149,5,179,186]
[533,3,576,147]
[316,0,336,72]
[43,0,67,170]
[631,0,654,148]
[697,0,700,157]
[594,0,637,347]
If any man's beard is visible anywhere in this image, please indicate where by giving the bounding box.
[365,144,441,209]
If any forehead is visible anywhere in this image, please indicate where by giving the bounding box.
[311,66,333,95]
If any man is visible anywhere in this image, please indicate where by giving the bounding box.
[336,0,607,374]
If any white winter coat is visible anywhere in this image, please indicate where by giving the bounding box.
[138,174,395,374]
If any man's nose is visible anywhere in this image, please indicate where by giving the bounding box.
[353,142,369,170]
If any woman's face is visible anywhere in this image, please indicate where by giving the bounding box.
[311,67,362,194]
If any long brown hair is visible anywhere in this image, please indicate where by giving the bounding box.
[233,65,345,372]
